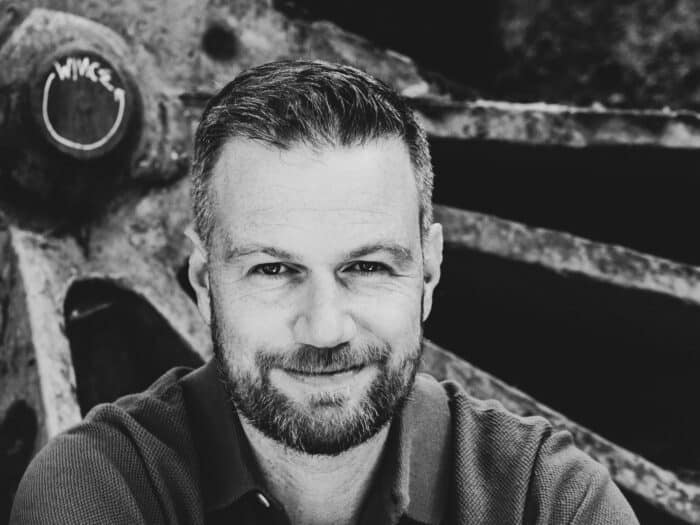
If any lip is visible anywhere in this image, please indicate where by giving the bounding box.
[280,366,367,388]
[282,365,363,377]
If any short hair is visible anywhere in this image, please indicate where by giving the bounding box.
[190,59,434,249]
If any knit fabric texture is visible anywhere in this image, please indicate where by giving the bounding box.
[10,364,638,524]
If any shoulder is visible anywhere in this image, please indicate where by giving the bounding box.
[436,379,638,524]
[10,366,204,524]
[70,365,198,474]
[94,366,195,447]
[438,377,554,464]
[415,374,554,492]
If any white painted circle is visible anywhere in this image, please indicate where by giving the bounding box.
[40,59,127,152]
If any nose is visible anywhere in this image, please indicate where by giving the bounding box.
[292,273,357,348]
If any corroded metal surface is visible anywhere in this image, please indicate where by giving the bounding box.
[0,1,441,202]
[498,0,700,110]
[415,98,700,148]
[421,340,700,524]
[0,8,194,192]
[0,180,212,444]
[436,204,700,306]
[0,228,52,447]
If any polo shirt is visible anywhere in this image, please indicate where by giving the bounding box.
[11,359,638,524]
[182,360,452,524]
[11,360,450,524]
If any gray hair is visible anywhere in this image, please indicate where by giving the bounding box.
[191,60,434,248]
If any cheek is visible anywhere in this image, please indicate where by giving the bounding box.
[354,290,422,344]
[213,289,294,351]
[212,274,423,350]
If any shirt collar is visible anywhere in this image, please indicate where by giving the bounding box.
[359,372,452,525]
[181,358,264,511]
[403,372,452,523]
[182,361,451,523]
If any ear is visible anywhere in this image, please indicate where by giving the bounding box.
[185,225,212,326]
[421,223,443,322]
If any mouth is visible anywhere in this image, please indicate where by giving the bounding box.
[275,364,375,392]
[282,364,364,377]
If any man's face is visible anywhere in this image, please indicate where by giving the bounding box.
[190,137,442,455]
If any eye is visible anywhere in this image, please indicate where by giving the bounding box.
[347,261,389,274]
[252,263,289,276]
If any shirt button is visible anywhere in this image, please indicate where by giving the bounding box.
[255,492,271,508]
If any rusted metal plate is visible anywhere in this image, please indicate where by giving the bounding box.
[436,204,700,306]
[421,340,700,524]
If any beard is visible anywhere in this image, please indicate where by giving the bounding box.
[211,313,423,456]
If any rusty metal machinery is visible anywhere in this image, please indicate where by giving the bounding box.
[1,1,700,523]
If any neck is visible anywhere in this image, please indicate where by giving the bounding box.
[239,417,390,525]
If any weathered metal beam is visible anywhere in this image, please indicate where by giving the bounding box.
[180,91,700,149]
[0,179,212,451]
[421,339,700,524]
[435,204,700,305]
[0,226,80,452]
[414,98,700,148]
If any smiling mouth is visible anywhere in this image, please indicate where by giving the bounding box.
[282,365,364,377]
[273,365,377,393]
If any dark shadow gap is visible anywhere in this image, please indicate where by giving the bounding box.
[425,247,700,477]
[431,139,700,266]
[0,401,37,525]
[64,279,203,415]
[273,0,503,95]
[176,259,197,303]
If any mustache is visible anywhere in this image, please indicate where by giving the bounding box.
[256,343,391,375]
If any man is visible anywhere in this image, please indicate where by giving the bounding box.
[11,60,638,524]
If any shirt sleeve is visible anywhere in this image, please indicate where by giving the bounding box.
[527,429,640,525]
[10,394,203,525]
[10,423,160,525]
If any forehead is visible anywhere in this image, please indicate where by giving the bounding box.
[209,138,420,255]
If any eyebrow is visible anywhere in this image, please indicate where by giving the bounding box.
[223,244,294,261]
[345,243,416,267]
[222,242,416,267]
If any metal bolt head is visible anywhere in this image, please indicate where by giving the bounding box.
[29,45,136,160]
